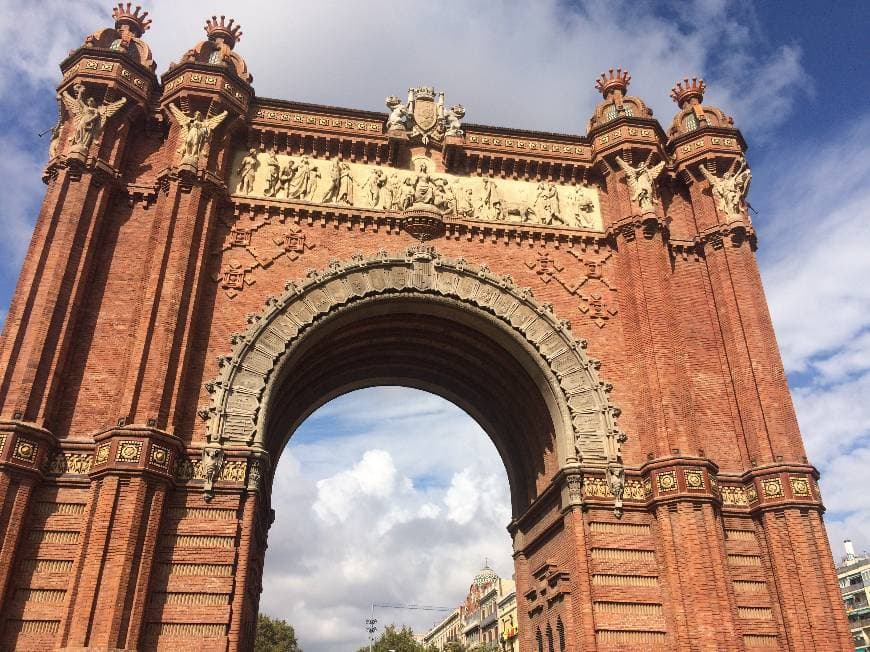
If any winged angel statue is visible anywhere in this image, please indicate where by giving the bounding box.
[700,158,752,222]
[61,83,127,155]
[615,154,666,212]
[168,103,228,165]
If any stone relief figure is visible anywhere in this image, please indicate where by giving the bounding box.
[362,168,387,208]
[61,83,127,154]
[385,173,403,210]
[615,155,666,212]
[479,178,504,221]
[700,158,752,222]
[236,148,258,194]
[571,185,596,228]
[278,159,298,198]
[305,164,322,200]
[412,169,436,205]
[432,177,455,212]
[399,178,415,210]
[607,466,625,517]
[201,446,225,499]
[532,181,563,225]
[322,159,354,204]
[443,104,465,137]
[262,149,281,197]
[168,103,228,165]
[453,182,475,218]
[47,118,62,159]
[385,96,410,131]
[286,155,311,199]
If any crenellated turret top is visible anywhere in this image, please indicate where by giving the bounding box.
[667,77,734,138]
[588,68,653,132]
[80,3,155,71]
[169,15,252,84]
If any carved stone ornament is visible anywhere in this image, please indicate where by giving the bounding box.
[201,247,624,470]
[247,460,262,490]
[167,103,228,167]
[607,465,625,518]
[48,451,94,475]
[60,83,127,155]
[385,87,464,145]
[565,473,583,506]
[615,154,665,212]
[201,445,224,500]
[700,158,752,223]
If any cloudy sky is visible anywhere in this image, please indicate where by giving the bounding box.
[1,1,869,649]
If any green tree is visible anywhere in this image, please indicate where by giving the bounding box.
[254,613,302,652]
[357,624,427,652]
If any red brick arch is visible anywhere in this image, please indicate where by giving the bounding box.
[202,246,624,512]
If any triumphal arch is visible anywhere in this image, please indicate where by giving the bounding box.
[0,6,852,651]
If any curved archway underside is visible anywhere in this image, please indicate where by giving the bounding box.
[202,246,625,509]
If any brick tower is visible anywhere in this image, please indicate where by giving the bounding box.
[0,6,852,651]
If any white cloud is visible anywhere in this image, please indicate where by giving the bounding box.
[129,0,805,138]
[759,117,870,554]
[263,388,513,652]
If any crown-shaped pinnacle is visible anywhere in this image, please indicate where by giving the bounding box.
[670,77,706,107]
[595,68,631,98]
[112,3,151,37]
[205,15,243,48]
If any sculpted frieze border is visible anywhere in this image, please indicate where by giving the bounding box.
[229,150,603,232]
[201,246,625,474]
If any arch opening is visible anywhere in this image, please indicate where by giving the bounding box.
[261,386,516,651]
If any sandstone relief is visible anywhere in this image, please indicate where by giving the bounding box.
[229,150,603,231]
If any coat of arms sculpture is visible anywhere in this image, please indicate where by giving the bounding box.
[385,86,464,145]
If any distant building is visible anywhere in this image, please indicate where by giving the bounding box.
[424,607,463,650]
[423,564,517,651]
[837,539,870,651]
[497,589,519,652]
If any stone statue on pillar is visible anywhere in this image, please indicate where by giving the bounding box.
[61,83,127,155]
[615,154,665,212]
[168,103,229,167]
[700,158,752,222]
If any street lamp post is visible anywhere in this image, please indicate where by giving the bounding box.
[365,604,378,652]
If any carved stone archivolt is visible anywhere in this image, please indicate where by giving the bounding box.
[201,247,625,475]
[229,151,603,231]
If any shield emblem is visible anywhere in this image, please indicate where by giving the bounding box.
[413,96,438,131]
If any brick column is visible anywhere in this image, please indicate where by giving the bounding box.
[0,46,152,429]
[117,180,221,430]
[603,197,739,648]
[561,497,597,649]
[57,428,182,651]
[0,170,113,423]
[0,422,54,611]
[227,455,270,650]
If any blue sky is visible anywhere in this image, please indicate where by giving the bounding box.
[1,1,869,650]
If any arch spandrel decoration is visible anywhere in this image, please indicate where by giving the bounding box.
[201,245,625,499]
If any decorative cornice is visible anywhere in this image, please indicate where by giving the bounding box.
[0,420,56,478]
[696,222,756,251]
[605,214,669,242]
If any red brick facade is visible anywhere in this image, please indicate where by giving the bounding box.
[0,7,852,651]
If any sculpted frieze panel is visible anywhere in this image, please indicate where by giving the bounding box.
[229,150,603,232]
